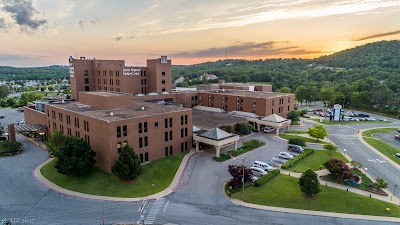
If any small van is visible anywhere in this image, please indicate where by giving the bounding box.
[250,167,268,177]
[287,144,304,153]
[263,127,275,133]
[253,161,274,172]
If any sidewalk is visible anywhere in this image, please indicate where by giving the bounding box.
[33,148,198,202]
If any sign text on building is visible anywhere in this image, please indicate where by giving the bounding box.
[123,67,141,76]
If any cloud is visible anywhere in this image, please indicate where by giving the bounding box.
[1,0,47,31]
[170,41,325,58]
[354,30,400,41]
[0,17,6,29]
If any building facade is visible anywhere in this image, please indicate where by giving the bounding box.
[44,92,192,173]
[69,56,172,100]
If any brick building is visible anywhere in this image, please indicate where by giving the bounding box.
[44,92,192,173]
[69,56,172,100]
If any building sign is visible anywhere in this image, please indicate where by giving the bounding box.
[123,67,141,76]
[161,55,168,64]
[69,56,74,78]
[333,104,342,121]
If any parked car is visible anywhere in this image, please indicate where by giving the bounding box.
[395,134,400,140]
[16,107,24,112]
[15,120,25,125]
[359,117,365,121]
[250,167,268,177]
[263,127,275,133]
[251,176,259,183]
[369,117,376,121]
[395,153,400,158]
[343,116,352,121]
[253,161,274,172]
[0,115,4,119]
[287,144,304,153]
[278,152,294,160]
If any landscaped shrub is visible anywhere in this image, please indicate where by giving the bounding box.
[0,141,22,156]
[228,165,253,189]
[213,153,232,162]
[288,138,306,147]
[219,125,233,133]
[247,123,254,132]
[230,139,265,157]
[112,144,142,180]
[323,158,349,179]
[254,169,280,187]
[281,149,315,169]
[235,123,251,135]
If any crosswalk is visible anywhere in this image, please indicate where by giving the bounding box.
[144,198,165,224]
[329,134,356,137]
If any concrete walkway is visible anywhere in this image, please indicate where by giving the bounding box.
[33,148,198,202]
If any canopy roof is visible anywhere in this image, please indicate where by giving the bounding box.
[260,114,287,123]
[14,124,47,132]
[199,127,234,141]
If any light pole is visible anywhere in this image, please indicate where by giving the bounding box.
[365,167,368,175]
[343,149,346,156]
[242,156,246,197]
[342,97,345,110]
[39,132,44,142]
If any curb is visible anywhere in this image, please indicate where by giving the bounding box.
[33,150,198,202]
[222,178,400,222]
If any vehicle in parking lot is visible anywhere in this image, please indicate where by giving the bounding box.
[253,161,274,172]
[263,127,275,133]
[16,107,24,112]
[250,167,268,177]
[395,134,400,140]
[0,115,4,119]
[251,176,259,183]
[278,152,294,160]
[395,153,400,158]
[15,120,25,125]
[343,116,351,121]
[287,144,304,153]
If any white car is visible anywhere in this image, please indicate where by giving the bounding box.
[369,117,376,121]
[263,127,275,133]
[278,152,294,160]
[15,120,25,125]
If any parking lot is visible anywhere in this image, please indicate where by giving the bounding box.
[0,108,25,130]
[374,132,400,150]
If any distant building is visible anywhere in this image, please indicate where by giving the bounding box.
[174,76,186,84]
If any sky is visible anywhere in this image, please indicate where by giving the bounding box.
[0,0,399,67]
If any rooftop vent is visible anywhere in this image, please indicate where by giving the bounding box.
[141,107,145,110]
[110,112,114,116]
[61,100,65,104]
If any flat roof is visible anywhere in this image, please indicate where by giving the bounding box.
[48,101,191,122]
[80,91,133,97]
[201,90,293,98]
[192,109,247,130]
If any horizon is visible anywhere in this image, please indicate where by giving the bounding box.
[0,0,400,67]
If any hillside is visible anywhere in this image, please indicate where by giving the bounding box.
[0,65,68,81]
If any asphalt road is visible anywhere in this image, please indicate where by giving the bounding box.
[374,133,400,150]
[0,108,399,224]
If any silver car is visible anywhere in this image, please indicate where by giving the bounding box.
[278,152,294,160]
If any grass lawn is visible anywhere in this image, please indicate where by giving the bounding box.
[279,134,327,144]
[231,174,400,217]
[362,128,397,138]
[310,118,392,125]
[286,130,308,134]
[287,150,348,173]
[41,152,186,197]
[363,137,400,166]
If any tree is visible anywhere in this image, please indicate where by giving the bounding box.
[55,136,96,176]
[20,92,42,105]
[277,87,291,93]
[294,85,308,105]
[40,87,45,91]
[307,125,328,141]
[6,98,16,107]
[374,178,388,190]
[319,87,336,105]
[323,143,337,154]
[288,138,306,147]
[228,164,253,189]
[48,86,55,91]
[287,110,300,122]
[323,158,351,179]
[112,144,142,180]
[0,122,4,137]
[298,169,321,197]
[350,160,363,169]
[0,85,10,99]
[45,131,65,156]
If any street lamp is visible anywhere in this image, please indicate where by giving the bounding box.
[4,132,8,141]
[242,156,247,197]
[342,97,345,109]
[343,149,346,156]
[39,132,45,142]
[365,167,368,175]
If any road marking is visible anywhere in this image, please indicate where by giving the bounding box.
[376,159,386,163]
[367,159,376,163]
[330,134,356,137]
[163,201,169,212]
[144,198,165,224]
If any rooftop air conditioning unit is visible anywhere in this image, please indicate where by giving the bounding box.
[141,107,145,110]
[110,112,113,116]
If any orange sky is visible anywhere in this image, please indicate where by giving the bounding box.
[0,0,399,66]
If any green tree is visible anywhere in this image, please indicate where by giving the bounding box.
[307,125,328,141]
[287,110,300,122]
[0,85,10,99]
[55,136,96,176]
[323,143,338,154]
[298,169,321,197]
[45,131,65,157]
[294,85,307,105]
[374,178,388,190]
[370,84,393,108]
[48,86,55,91]
[6,98,16,107]
[112,144,142,180]
[288,138,306,147]
[319,87,336,105]
[20,92,42,104]
[277,87,291,93]
[40,87,45,91]
[350,160,363,169]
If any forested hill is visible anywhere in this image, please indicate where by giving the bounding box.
[0,65,68,81]
[315,40,400,69]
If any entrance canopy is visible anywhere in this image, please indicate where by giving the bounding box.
[14,124,47,132]
[247,114,291,134]
[193,127,239,157]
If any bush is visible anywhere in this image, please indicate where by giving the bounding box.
[254,169,280,187]
[0,141,22,156]
[229,139,265,157]
[228,165,253,189]
[288,138,306,147]
[281,149,315,169]
[247,123,254,132]
[235,123,251,135]
[213,153,232,162]
[299,109,307,116]
[219,125,233,133]
[323,158,349,179]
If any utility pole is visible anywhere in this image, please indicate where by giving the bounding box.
[242,156,246,197]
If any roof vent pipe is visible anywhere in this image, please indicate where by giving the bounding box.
[110,112,113,116]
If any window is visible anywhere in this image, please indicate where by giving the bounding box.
[144,122,148,132]
[272,100,274,106]
[272,108,274,114]
[162,88,166,92]
[181,128,184,138]
[84,78,89,84]
[165,118,168,128]
[185,115,188,124]
[141,79,144,85]
[288,97,290,103]
[162,71,165,76]
[117,126,121,138]
[139,137,143,148]
[84,70,89,75]
[145,152,148,162]
[74,118,79,128]
[288,105,290,111]
[169,146,173,155]
[169,118,172,127]
[181,143,184,152]
[84,120,89,131]
[67,128,71,135]
[185,128,188,137]
[181,116,184,125]
[140,154,143,163]
[85,86,89,91]
[117,142,121,153]
[144,71,146,76]
[165,147,169,157]
[162,80,165,84]
[185,142,188,151]
[138,123,142,133]
[144,136,148,147]
[123,125,127,136]
[123,141,127,147]
[155,122,158,128]
[253,100,256,106]
[169,131,173,141]
[165,132,168,141]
